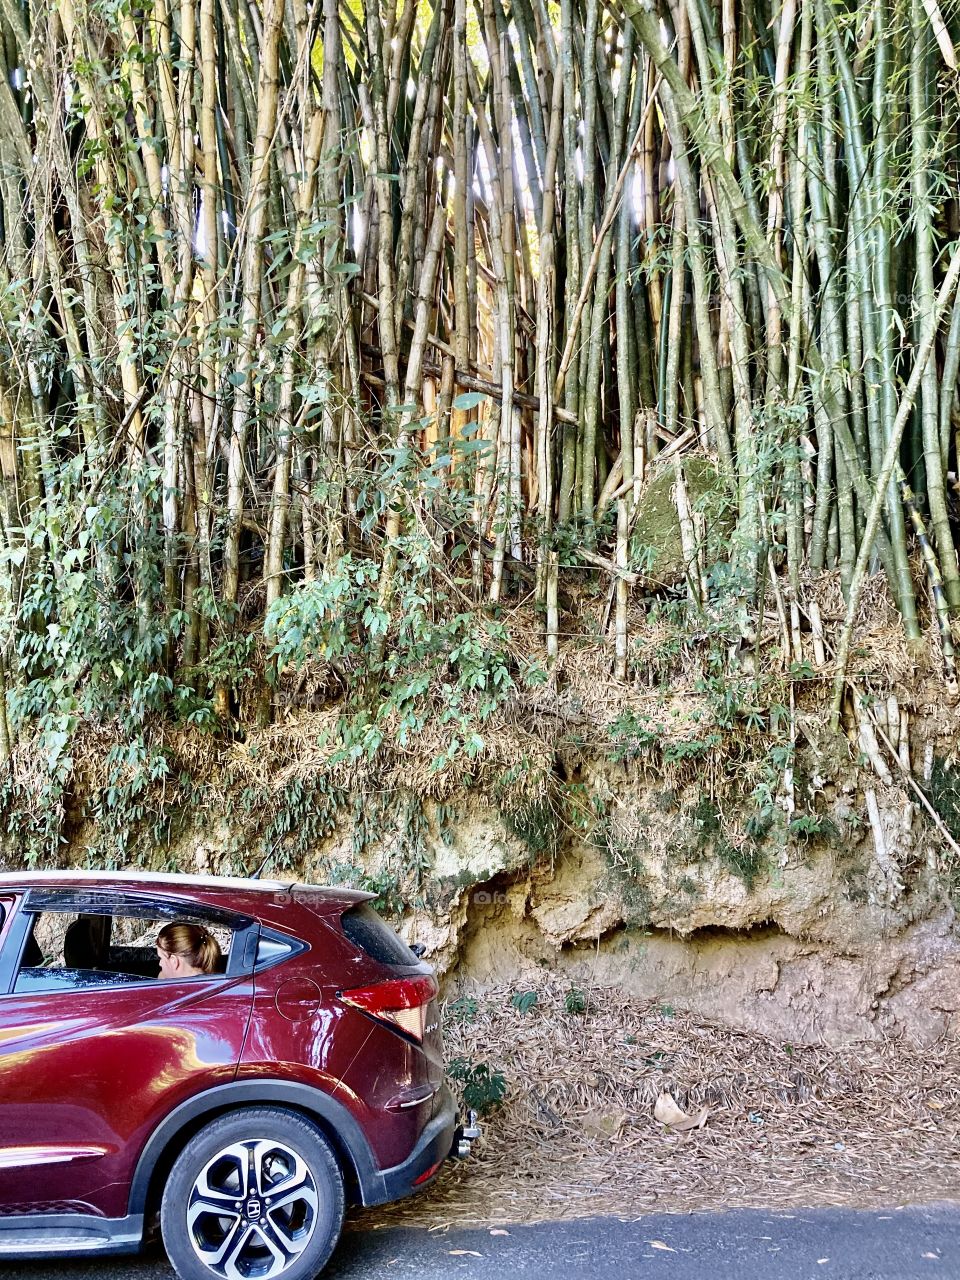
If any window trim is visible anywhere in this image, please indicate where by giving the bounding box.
[23,888,252,930]
[0,895,15,959]
[0,899,32,995]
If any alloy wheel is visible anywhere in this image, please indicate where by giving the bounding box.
[185,1138,320,1279]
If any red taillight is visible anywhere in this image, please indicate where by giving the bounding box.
[339,974,438,1042]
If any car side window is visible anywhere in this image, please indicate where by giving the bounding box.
[12,910,235,995]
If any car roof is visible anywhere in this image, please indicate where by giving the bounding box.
[0,870,294,891]
[0,870,375,913]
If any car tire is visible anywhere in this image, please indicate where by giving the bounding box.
[160,1106,345,1280]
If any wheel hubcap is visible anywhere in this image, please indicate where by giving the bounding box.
[186,1138,320,1279]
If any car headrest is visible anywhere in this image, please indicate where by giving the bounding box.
[64,918,105,969]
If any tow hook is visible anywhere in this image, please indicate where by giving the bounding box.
[454,1109,481,1159]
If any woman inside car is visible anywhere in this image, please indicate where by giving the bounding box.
[155,922,222,979]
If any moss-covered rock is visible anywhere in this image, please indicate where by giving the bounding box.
[631,454,733,584]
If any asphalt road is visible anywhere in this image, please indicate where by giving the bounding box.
[3,1205,959,1279]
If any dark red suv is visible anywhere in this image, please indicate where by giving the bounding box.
[0,870,474,1280]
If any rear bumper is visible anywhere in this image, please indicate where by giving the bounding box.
[361,1083,459,1206]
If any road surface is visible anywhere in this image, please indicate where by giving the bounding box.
[3,1205,958,1279]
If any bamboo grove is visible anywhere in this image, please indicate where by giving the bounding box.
[0,0,959,761]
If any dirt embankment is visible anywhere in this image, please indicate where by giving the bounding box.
[152,687,960,1049]
[303,743,960,1048]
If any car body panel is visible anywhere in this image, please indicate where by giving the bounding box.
[0,970,254,1216]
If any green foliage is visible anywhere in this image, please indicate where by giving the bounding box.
[447,1057,508,1116]
[248,775,348,871]
[608,707,723,771]
[591,800,655,926]
[0,445,538,866]
[510,990,539,1015]
[925,759,960,905]
[690,794,722,836]
[495,765,559,859]
[265,465,530,778]
[445,996,480,1025]
[0,469,186,862]
[745,805,776,842]
[629,457,733,583]
[85,737,172,866]
[607,710,662,762]
[394,795,431,897]
[662,733,723,764]
[182,635,257,718]
[564,987,587,1015]
[787,814,839,844]
[302,792,432,918]
[301,848,405,918]
[0,0,955,924]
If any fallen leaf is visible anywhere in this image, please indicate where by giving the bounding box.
[653,1093,687,1125]
[647,1240,676,1252]
[582,1109,628,1139]
[489,1229,510,1236]
[654,1091,709,1131]
[449,1250,482,1257]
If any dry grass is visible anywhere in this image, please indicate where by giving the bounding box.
[357,977,960,1229]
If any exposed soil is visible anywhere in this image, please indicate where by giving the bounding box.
[355,977,960,1230]
[450,898,960,1046]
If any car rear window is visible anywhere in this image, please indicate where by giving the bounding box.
[340,903,418,966]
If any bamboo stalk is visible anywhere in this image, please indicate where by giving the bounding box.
[614,498,629,679]
[830,244,960,727]
[911,0,960,612]
[221,0,286,656]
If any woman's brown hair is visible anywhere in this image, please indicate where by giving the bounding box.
[156,922,221,974]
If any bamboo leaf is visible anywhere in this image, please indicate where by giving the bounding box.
[452,391,488,410]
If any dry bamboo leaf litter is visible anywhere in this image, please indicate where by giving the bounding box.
[354,977,960,1230]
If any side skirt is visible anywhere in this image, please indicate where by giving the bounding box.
[0,1211,143,1258]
